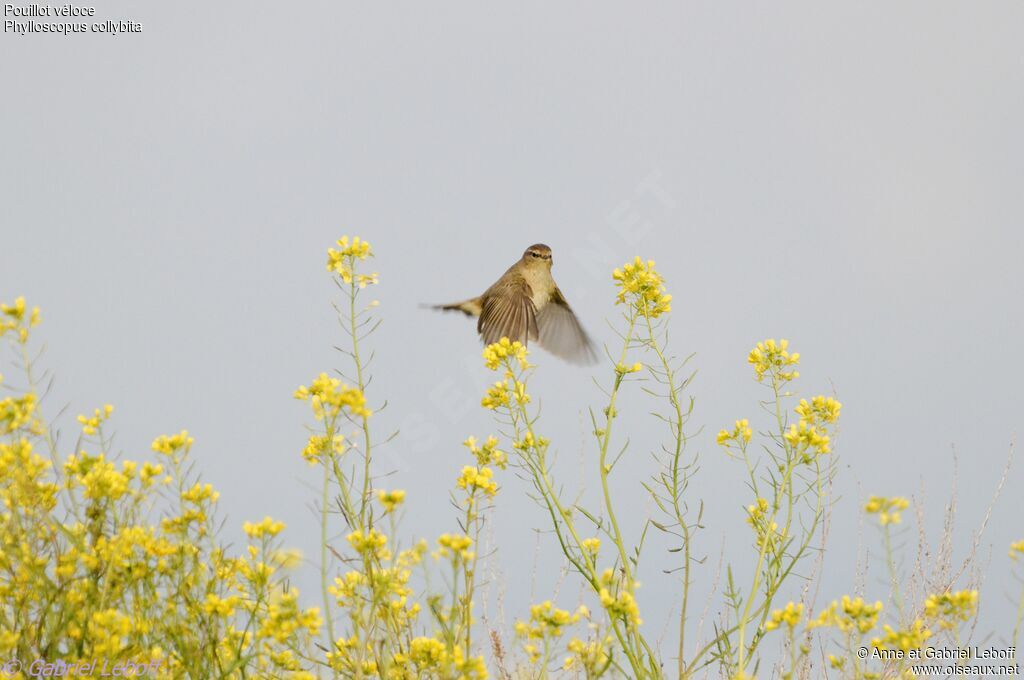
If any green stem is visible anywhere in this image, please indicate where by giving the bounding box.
[320,455,339,679]
[884,525,905,624]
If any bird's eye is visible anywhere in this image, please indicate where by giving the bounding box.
[530,252,540,258]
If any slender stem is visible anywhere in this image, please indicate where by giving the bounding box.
[320,454,339,678]
[346,271,373,531]
[641,312,691,678]
[884,525,905,624]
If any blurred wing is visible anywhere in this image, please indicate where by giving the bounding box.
[536,288,598,365]
[477,279,538,346]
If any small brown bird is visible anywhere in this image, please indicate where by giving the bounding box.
[433,244,597,365]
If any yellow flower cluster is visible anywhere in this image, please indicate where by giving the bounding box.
[77,404,114,435]
[326,236,378,287]
[783,420,831,458]
[924,589,979,629]
[747,338,800,382]
[795,395,841,425]
[871,618,932,652]
[481,379,511,410]
[64,452,132,501]
[864,496,910,525]
[301,432,344,465]
[436,533,474,561]
[456,465,498,498]
[615,361,644,376]
[389,637,487,679]
[0,304,323,679]
[513,431,549,453]
[598,568,643,626]
[717,418,753,448]
[612,256,672,318]
[480,377,531,410]
[1010,539,1024,560]
[347,528,390,559]
[377,488,406,512]
[563,635,612,675]
[515,601,585,640]
[463,435,508,469]
[294,372,371,419]
[582,537,601,555]
[809,596,883,633]
[745,497,783,547]
[764,601,804,632]
[1,391,40,436]
[151,430,194,457]
[244,516,286,539]
[325,531,426,672]
[483,337,530,371]
[0,296,41,343]
[781,394,842,461]
[0,438,58,515]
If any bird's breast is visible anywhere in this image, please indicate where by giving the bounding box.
[523,270,555,310]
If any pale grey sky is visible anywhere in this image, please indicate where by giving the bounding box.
[3,1,1023,670]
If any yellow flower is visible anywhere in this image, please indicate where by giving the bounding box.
[597,569,642,626]
[456,466,498,498]
[0,392,39,435]
[809,596,883,633]
[764,601,804,631]
[377,488,406,512]
[181,482,220,505]
[871,618,932,652]
[513,431,548,452]
[582,537,601,555]
[151,430,194,456]
[139,462,164,486]
[515,601,584,645]
[615,362,644,375]
[76,404,114,435]
[483,337,530,371]
[747,339,799,382]
[436,533,474,561]
[295,373,371,419]
[408,637,447,671]
[481,379,511,410]
[783,420,831,457]
[795,395,841,426]
[302,433,344,465]
[1010,539,1024,560]
[203,594,241,617]
[243,516,286,539]
[88,608,132,656]
[612,256,672,318]
[346,528,390,559]
[924,589,978,629]
[864,496,910,526]
[463,435,508,469]
[326,236,375,284]
[717,418,753,448]
[564,635,611,674]
[0,296,41,343]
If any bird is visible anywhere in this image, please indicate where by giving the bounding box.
[431,243,598,365]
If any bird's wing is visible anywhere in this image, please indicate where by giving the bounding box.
[535,287,598,365]
[477,276,538,346]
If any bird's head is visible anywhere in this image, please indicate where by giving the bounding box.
[521,243,553,269]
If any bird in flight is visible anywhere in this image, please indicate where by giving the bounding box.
[432,244,597,365]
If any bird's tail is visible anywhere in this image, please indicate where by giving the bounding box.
[425,298,483,317]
